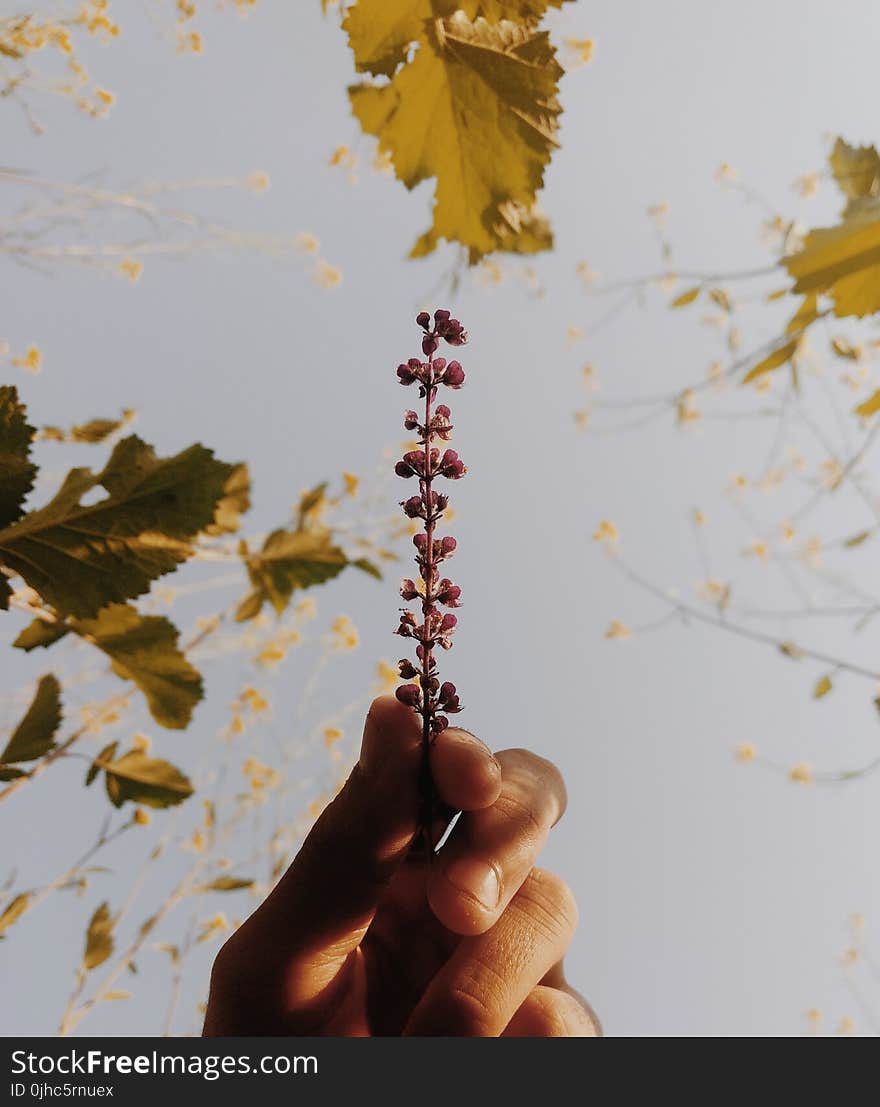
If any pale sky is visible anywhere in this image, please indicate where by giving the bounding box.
[3,0,880,1036]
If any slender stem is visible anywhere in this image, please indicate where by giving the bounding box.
[418,359,436,857]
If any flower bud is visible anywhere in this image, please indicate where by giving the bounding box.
[434,309,451,325]
[436,579,461,607]
[402,495,424,519]
[403,410,420,431]
[416,311,431,329]
[400,578,420,601]
[413,533,428,554]
[398,659,418,679]
[395,684,421,708]
[397,363,416,385]
[422,335,439,356]
[443,361,465,388]
[438,535,457,558]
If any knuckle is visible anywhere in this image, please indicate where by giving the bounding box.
[496,749,568,824]
[519,869,579,939]
[439,981,496,1036]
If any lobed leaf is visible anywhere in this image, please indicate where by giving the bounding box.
[0,386,37,531]
[237,527,354,620]
[0,436,237,620]
[349,11,563,261]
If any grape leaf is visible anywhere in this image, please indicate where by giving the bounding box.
[349,11,563,261]
[94,747,193,809]
[0,674,61,765]
[71,604,202,730]
[0,436,236,619]
[0,385,37,531]
[83,902,114,970]
[345,0,573,76]
[237,527,354,620]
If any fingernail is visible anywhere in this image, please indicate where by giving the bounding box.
[444,858,501,910]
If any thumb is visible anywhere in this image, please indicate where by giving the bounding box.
[242,695,424,1007]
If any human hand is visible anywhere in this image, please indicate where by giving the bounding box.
[203,695,599,1036]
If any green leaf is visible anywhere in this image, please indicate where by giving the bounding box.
[13,618,69,652]
[71,604,202,730]
[194,876,254,893]
[98,748,193,809]
[83,902,114,970]
[237,527,352,620]
[202,462,251,536]
[0,893,30,938]
[0,674,61,765]
[0,436,235,620]
[349,11,563,261]
[0,385,37,530]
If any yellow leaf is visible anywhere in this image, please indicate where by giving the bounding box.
[0,893,30,938]
[670,286,700,308]
[97,749,193,810]
[779,640,803,660]
[829,137,880,206]
[844,530,872,548]
[830,336,860,360]
[0,674,61,765]
[349,12,563,261]
[83,902,114,971]
[813,674,833,699]
[785,292,818,337]
[742,339,799,384]
[784,209,880,319]
[855,389,880,417]
[765,287,789,302]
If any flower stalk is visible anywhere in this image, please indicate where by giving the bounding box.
[394,309,468,856]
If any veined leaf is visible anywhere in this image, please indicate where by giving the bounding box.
[237,527,353,620]
[784,208,880,319]
[0,674,61,765]
[344,0,573,76]
[0,436,237,619]
[83,902,114,970]
[0,386,37,531]
[97,748,193,809]
[72,605,202,730]
[350,12,563,261]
